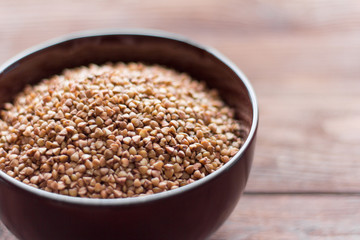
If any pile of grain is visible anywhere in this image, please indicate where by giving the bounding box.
[0,62,243,198]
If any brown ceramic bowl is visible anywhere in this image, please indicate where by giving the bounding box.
[0,30,258,240]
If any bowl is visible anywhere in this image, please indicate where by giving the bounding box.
[0,29,258,240]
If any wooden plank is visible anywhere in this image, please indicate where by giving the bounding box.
[246,94,360,193]
[223,34,360,192]
[212,194,360,240]
[1,194,360,240]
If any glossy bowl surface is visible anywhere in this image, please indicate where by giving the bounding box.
[0,30,258,240]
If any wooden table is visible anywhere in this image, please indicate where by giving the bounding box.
[1,0,360,239]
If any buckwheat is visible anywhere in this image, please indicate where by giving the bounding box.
[0,62,244,198]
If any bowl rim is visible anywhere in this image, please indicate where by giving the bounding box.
[0,29,258,206]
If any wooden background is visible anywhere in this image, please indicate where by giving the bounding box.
[1,0,360,239]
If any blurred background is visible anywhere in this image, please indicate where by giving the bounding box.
[1,0,360,239]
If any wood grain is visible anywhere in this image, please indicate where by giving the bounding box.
[216,34,360,192]
[211,194,360,240]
